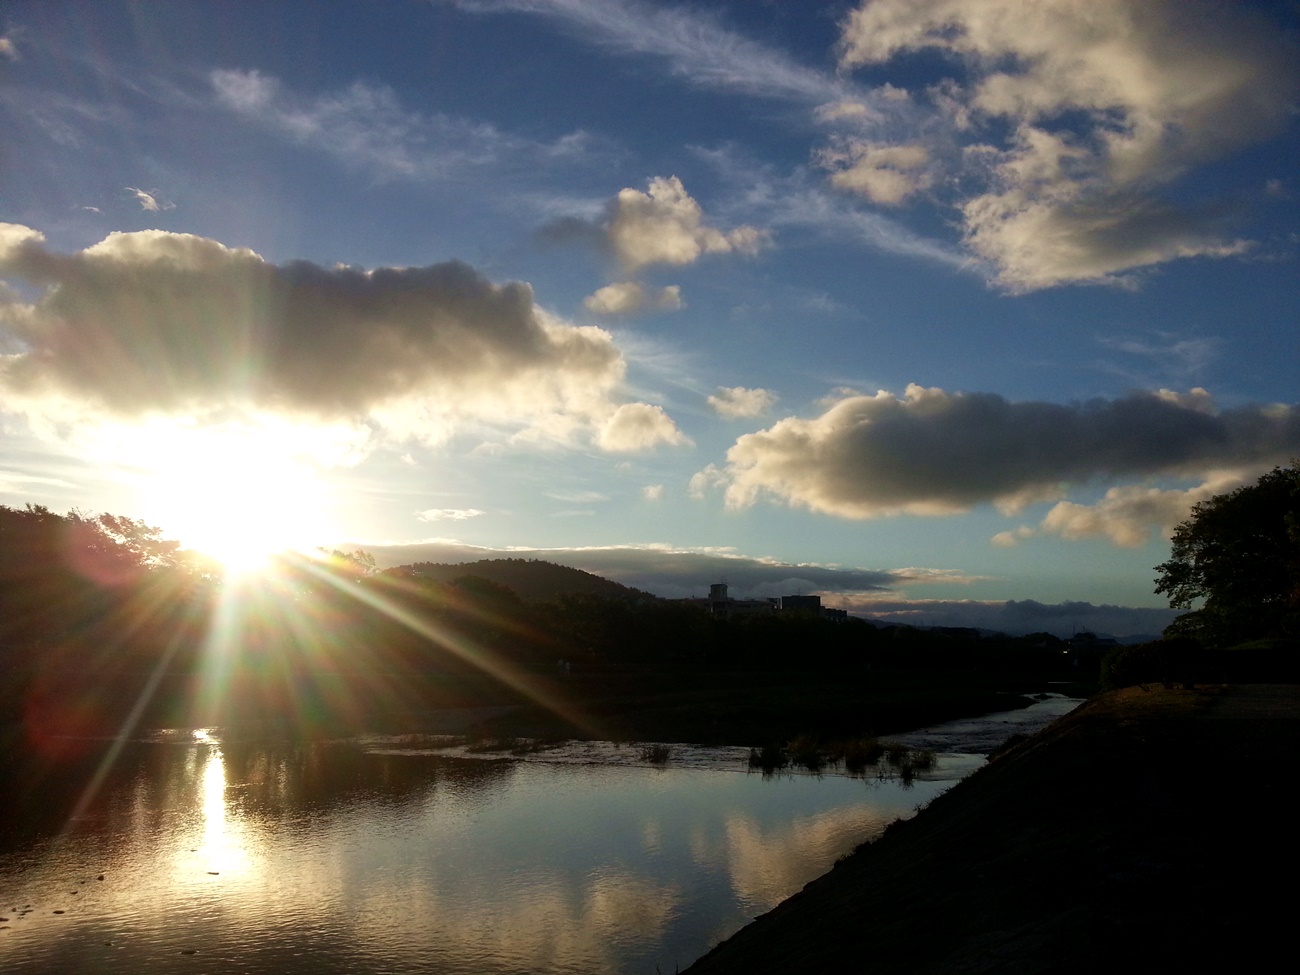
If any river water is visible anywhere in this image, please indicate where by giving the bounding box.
[0,695,1077,974]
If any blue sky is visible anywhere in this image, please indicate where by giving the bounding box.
[1,0,1297,636]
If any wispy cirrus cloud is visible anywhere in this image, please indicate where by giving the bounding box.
[210,68,593,183]
[1095,332,1220,386]
[447,0,875,111]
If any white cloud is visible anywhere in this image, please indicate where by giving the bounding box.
[837,0,1298,289]
[700,383,1300,519]
[609,176,769,272]
[595,402,692,452]
[583,281,682,316]
[818,140,932,206]
[0,224,686,455]
[417,508,486,522]
[642,483,664,501]
[0,36,18,60]
[1025,471,1249,548]
[707,386,776,419]
[125,187,174,212]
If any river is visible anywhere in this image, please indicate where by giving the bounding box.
[0,694,1077,974]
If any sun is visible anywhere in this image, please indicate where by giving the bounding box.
[135,426,337,575]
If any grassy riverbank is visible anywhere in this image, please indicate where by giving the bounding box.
[683,683,1299,974]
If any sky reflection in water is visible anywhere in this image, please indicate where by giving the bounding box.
[0,734,955,974]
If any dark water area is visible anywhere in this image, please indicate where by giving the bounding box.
[0,697,1078,974]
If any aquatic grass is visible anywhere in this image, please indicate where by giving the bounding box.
[464,735,525,753]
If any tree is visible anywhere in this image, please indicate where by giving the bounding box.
[1154,463,1300,645]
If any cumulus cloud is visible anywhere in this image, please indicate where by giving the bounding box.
[596,403,692,452]
[0,36,17,60]
[996,470,1250,548]
[700,383,1300,519]
[0,224,685,454]
[818,140,932,205]
[417,508,486,522]
[608,176,769,272]
[642,483,664,501]
[707,386,776,419]
[583,281,682,316]
[836,0,1299,289]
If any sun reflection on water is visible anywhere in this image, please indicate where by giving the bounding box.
[191,729,251,877]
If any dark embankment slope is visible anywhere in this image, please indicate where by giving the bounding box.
[685,684,1299,974]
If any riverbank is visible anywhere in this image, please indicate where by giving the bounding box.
[3,666,1081,751]
[683,683,1299,974]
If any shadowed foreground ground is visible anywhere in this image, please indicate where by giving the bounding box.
[684,684,1299,974]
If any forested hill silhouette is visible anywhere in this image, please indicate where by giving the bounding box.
[398,558,656,603]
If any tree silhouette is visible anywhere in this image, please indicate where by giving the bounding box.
[1155,463,1300,645]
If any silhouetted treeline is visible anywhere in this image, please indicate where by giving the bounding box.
[1,504,1084,746]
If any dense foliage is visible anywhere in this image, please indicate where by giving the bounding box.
[1154,463,1300,646]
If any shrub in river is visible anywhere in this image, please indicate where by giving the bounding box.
[639,743,673,764]
[787,733,825,771]
[909,748,936,771]
[883,741,910,767]
[748,743,788,773]
[833,737,885,774]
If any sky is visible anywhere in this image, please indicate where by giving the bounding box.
[1,0,1298,637]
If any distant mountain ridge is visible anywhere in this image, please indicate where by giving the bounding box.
[398,558,656,603]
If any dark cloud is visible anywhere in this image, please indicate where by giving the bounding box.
[844,596,1180,640]
[706,384,1300,518]
[356,537,1172,636]
[0,225,689,449]
[356,539,899,599]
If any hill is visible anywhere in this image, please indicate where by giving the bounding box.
[397,557,655,603]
